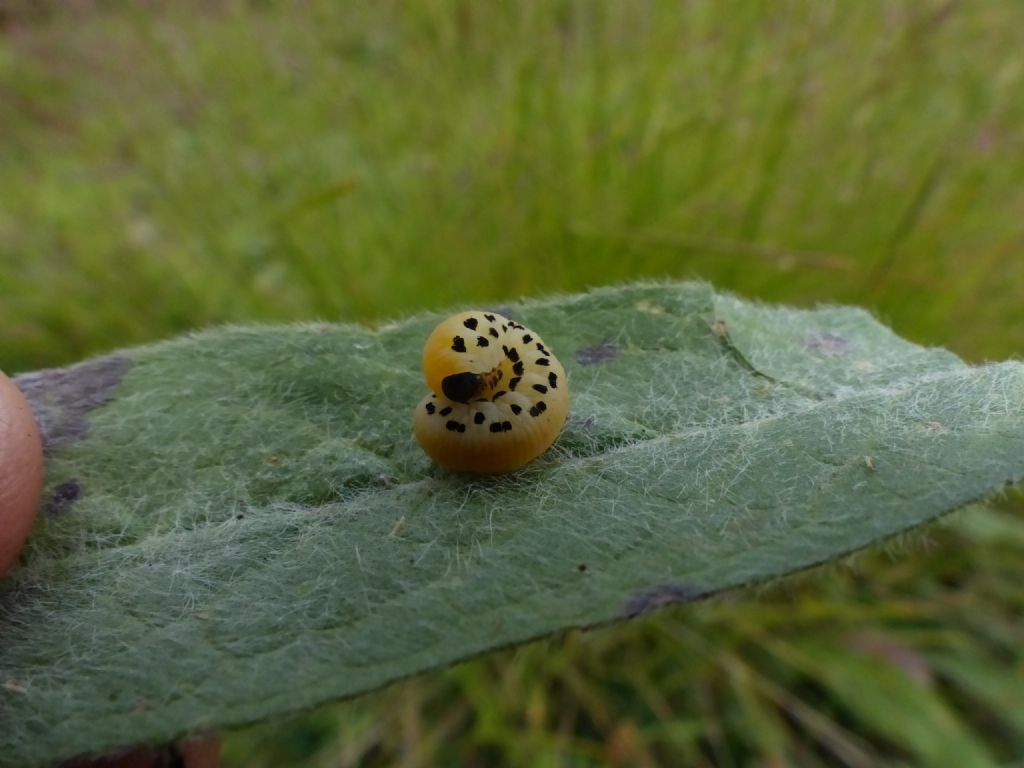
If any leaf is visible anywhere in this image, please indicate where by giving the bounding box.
[2,282,1023,766]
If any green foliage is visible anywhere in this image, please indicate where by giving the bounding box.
[3,282,1024,766]
[2,1,1024,374]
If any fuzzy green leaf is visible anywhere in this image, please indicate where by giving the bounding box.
[3,282,1023,766]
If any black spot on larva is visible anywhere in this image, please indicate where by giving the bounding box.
[439,406,453,416]
[425,402,436,414]
[536,342,548,354]
[492,390,507,401]
[451,336,467,353]
[445,420,466,433]
[502,420,512,431]
[476,336,489,347]
[535,357,550,366]
[805,331,854,357]
[488,327,499,339]
[442,372,483,403]
[522,334,533,343]
[512,361,525,376]
[510,404,522,415]
[623,582,707,618]
[509,376,521,391]
[501,324,507,332]
[484,313,496,322]
[463,317,479,331]
[46,479,82,516]
[474,412,486,424]
[529,401,547,417]
[548,372,558,388]
[576,340,619,366]
[532,383,548,394]
[489,422,503,433]
[14,355,132,456]
[507,347,520,363]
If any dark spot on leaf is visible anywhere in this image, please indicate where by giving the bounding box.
[235,514,245,520]
[46,479,82,517]
[14,355,132,456]
[577,563,587,573]
[623,582,706,618]
[576,340,619,366]
[806,331,853,357]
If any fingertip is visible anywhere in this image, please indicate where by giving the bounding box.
[0,370,44,578]
[61,734,221,768]
[178,734,222,768]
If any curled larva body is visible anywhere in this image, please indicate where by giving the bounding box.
[413,311,569,473]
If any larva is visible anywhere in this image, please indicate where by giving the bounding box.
[413,311,569,473]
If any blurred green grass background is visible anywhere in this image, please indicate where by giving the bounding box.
[2,1,1023,765]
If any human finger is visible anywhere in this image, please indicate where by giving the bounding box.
[0,369,44,577]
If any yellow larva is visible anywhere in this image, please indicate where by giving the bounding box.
[413,311,569,473]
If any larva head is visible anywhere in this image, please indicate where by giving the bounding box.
[422,311,504,403]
